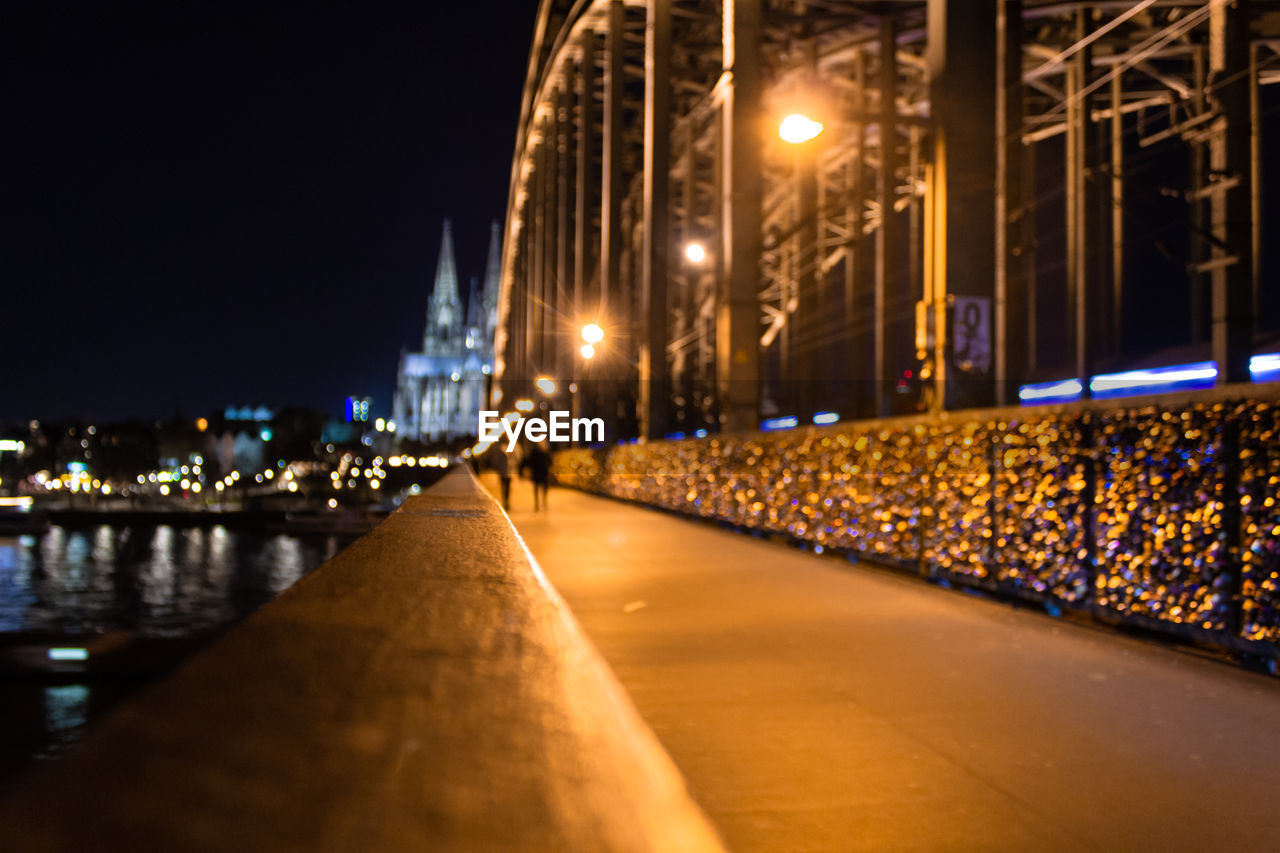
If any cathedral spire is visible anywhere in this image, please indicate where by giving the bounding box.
[398,219,495,442]
[426,219,462,350]
[465,276,483,340]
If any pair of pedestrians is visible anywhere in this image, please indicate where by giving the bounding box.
[491,443,551,511]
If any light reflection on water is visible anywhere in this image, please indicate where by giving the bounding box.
[0,524,352,778]
[43,684,89,756]
[0,524,348,637]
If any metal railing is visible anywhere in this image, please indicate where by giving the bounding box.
[554,384,1280,664]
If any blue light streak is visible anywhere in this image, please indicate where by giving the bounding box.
[1018,352,1280,406]
[760,416,798,431]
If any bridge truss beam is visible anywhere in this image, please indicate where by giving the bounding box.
[497,0,1279,439]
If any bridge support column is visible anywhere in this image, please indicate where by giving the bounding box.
[599,0,625,439]
[532,127,547,374]
[601,0,624,325]
[675,122,698,433]
[995,0,1026,406]
[573,30,597,429]
[1250,41,1262,325]
[717,0,763,432]
[1209,0,1253,385]
[541,113,557,374]
[1110,70,1124,359]
[845,55,867,417]
[512,203,530,387]
[1067,8,1099,398]
[789,35,820,424]
[874,17,899,418]
[640,0,672,440]
[574,30,596,322]
[927,0,997,411]
[556,79,573,384]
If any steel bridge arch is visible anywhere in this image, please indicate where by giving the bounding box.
[498,0,1278,439]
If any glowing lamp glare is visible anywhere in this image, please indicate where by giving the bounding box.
[779,113,823,144]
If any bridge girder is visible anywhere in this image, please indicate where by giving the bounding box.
[497,0,1279,437]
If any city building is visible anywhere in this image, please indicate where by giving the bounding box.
[392,220,500,442]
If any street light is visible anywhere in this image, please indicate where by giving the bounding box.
[779,113,824,144]
[514,398,534,413]
[535,376,557,395]
[580,322,603,361]
[684,242,707,264]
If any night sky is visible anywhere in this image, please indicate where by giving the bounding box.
[5,5,1278,425]
[2,2,534,424]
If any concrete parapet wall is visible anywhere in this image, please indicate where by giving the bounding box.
[0,468,724,853]
[554,384,1280,660]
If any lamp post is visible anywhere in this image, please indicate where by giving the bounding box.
[777,111,824,421]
[579,322,603,372]
[577,323,605,445]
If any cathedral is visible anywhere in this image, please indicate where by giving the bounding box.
[392,219,500,442]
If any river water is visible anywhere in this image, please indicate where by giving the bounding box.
[0,524,348,636]
[0,522,357,783]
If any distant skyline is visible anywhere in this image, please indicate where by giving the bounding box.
[2,3,534,423]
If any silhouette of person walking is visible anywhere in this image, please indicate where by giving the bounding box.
[519,442,552,511]
[491,448,511,511]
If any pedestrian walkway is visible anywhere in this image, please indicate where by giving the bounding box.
[489,476,1280,852]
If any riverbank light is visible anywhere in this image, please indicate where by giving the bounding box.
[580,343,596,360]
[515,398,535,413]
[779,113,823,144]
[535,376,557,395]
[684,242,707,264]
[581,323,604,344]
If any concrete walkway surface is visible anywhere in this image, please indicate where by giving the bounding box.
[491,475,1280,852]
